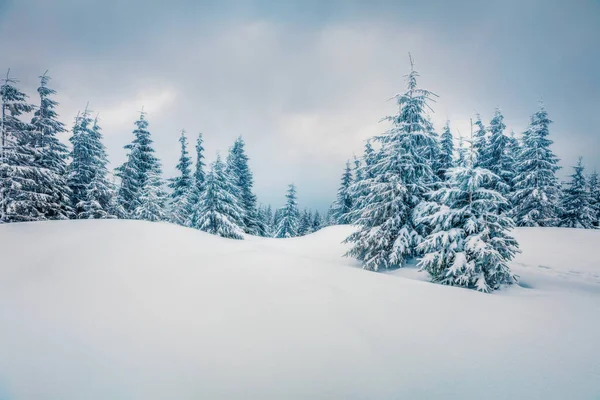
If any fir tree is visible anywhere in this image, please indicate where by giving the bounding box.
[29,72,72,220]
[417,157,519,292]
[116,111,164,219]
[481,108,511,195]
[0,70,40,222]
[312,210,323,232]
[186,133,206,228]
[226,137,260,235]
[511,104,561,226]
[436,121,454,180]
[69,112,116,219]
[275,184,299,238]
[135,169,168,222]
[456,135,467,167]
[589,171,600,227]
[560,158,596,229]
[345,56,438,271]
[192,155,244,239]
[472,114,487,167]
[298,208,313,236]
[331,160,353,224]
[168,129,193,225]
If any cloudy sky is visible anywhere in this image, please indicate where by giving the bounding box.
[1,0,599,210]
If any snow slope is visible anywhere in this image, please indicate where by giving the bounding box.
[0,221,599,399]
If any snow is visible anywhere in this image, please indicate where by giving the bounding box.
[0,221,599,399]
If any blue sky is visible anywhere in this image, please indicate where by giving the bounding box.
[1,0,599,210]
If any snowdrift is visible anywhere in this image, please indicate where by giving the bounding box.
[0,220,599,399]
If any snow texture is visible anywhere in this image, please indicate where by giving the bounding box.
[0,220,599,399]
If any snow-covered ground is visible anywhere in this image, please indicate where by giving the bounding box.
[0,221,599,399]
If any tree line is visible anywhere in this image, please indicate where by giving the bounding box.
[0,71,327,238]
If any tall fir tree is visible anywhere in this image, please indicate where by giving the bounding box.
[417,153,519,292]
[436,121,454,180]
[116,111,164,219]
[481,108,512,196]
[331,160,353,224]
[192,154,244,239]
[560,158,596,229]
[345,57,438,271]
[297,208,313,236]
[168,129,193,225]
[0,70,40,222]
[472,114,487,167]
[275,184,299,238]
[511,104,561,226]
[312,210,323,232]
[226,137,261,235]
[588,171,600,227]
[68,112,116,219]
[135,168,168,222]
[186,133,206,227]
[29,72,72,220]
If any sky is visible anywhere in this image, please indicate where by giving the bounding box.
[1,0,599,210]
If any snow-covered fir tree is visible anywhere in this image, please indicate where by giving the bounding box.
[135,168,168,222]
[226,137,262,235]
[480,108,512,196]
[589,171,600,227]
[417,151,519,292]
[275,184,299,238]
[116,111,164,220]
[186,133,206,227]
[297,208,313,236]
[192,154,244,239]
[0,71,40,222]
[456,134,468,167]
[510,104,562,226]
[436,121,454,180]
[471,115,487,167]
[257,204,273,237]
[345,57,438,271]
[69,112,116,219]
[331,160,353,224]
[29,72,72,220]
[312,210,323,232]
[168,129,193,225]
[560,157,596,229]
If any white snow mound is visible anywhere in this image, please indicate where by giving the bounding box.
[0,220,599,399]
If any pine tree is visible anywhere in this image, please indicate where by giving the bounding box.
[168,129,193,225]
[186,133,206,228]
[116,111,164,219]
[135,168,168,222]
[436,121,454,180]
[589,171,600,227]
[69,112,116,219]
[481,108,511,195]
[312,210,323,232]
[29,72,72,220]
[345,57,438,271]
[331,160,353,224]
[257,204,273,237]
[456,135,467,167]
[417,156,519,292]
[297,208,313,236]
[472,114,487,167]
[511,104,561,227]
[0,70,40,222]
[226,137,260,235]
[192,155,244,239]
[560,158,596,229]
[275,184,299,238]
